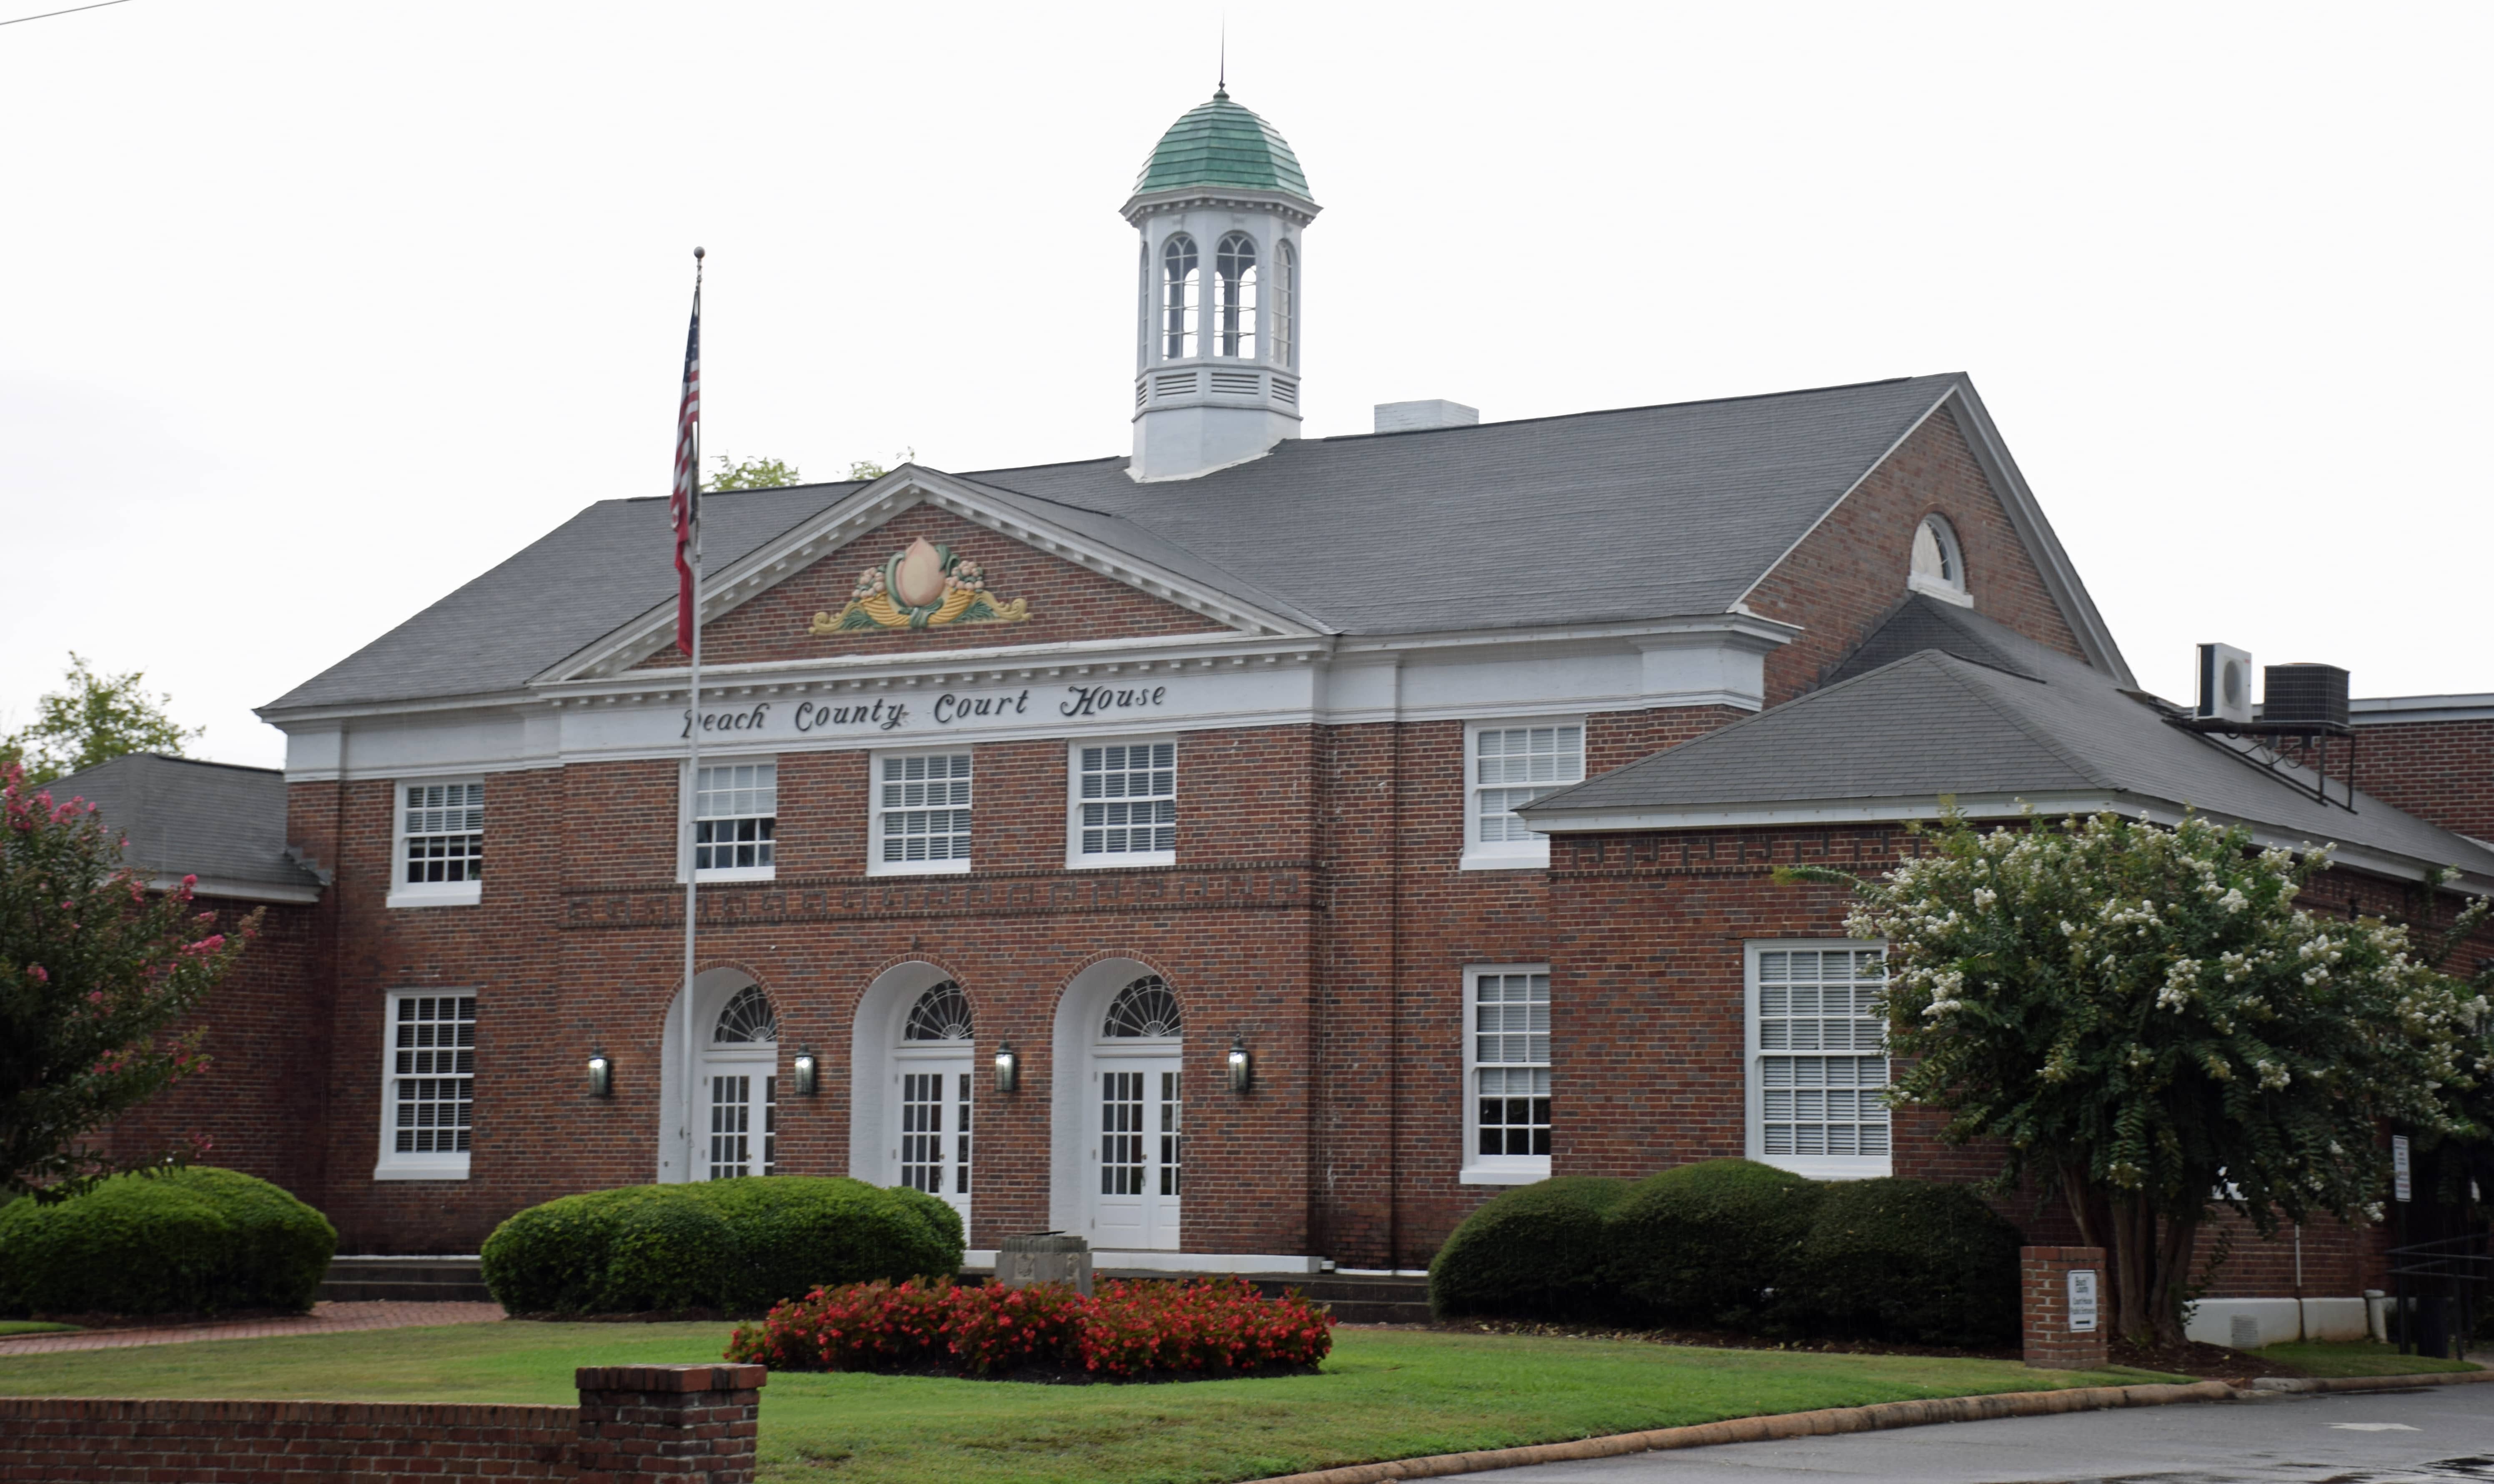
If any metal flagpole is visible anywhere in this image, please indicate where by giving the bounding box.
[679,246,706,1182]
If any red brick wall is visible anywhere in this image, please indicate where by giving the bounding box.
[1544,822,2472,1296]
[635,504,1232,671]
[1745,407,2090,705]
[2276,717,2494,846]
[95,894,334,1200]
[0,1397,577,1481]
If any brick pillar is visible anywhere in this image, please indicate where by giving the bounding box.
[575,1364,767,1483]
[2021,1245,2108,1369]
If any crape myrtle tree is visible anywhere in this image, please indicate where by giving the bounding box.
[0,762,258,1201]
[1787,807,2492,1346]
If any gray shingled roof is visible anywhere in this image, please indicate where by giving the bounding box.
[267,375,1980,713]
[40,754,325,899]
[1523,604,2494,883]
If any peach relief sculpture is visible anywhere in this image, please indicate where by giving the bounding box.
[810,536,1032,633]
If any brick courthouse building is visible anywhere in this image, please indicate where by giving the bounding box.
[84,91,2494,1339]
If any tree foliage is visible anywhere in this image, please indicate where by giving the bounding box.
[703,453,803,491]
[1790,807,2491,1344]
[0,763,258,1201]
[843,448,914,482]
[2,654,202,787]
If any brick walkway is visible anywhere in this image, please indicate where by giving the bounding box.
[0,1301,506,1356]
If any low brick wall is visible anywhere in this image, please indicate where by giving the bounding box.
[0,1363,764,1483]
[0,1397,577,1481]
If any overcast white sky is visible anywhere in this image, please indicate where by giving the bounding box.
[3,1,2486,770]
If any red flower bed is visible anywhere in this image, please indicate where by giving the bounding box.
[724,1276,1333,1381]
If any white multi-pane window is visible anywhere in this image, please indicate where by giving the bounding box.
[1748,943,1892,1177]
[1070,739,1176,867]
[872,752,972,875]
[1272,241,1296,368]
[693,761,776,879]
[1463,966,1551,1183]
[391,780,483,905]
[1213,232,1258,358]
[1161,234,1200,360]
[1463,721,1584,867]
[707,1073,777,1179]
[375,993,474,1179]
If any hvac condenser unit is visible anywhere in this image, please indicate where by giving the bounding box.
[2196,643,2254,724]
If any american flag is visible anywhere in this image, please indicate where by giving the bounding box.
[669,269,702,654]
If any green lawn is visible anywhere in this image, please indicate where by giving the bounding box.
[0,1321,2179,1484]
[2259,1340,2481,1378]
[0,1321,78,1338]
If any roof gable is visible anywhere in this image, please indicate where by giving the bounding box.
[263,374,2129,717]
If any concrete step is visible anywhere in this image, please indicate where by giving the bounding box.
[318,1256,491,1304]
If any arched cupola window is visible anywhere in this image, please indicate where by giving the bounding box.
[902,981,974,1043]
[1161,235,1200,360]
[1102,975,1182,1038]
[1908,514,1969,604]
[1213,233,1258,358]
[713,985,777,1043]
[1273,240,1296,368]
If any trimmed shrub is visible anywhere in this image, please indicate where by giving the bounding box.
[480,1177,963,1316]
[0,1167,335,1317]
[1605,1159,1825,1328]
[1429,1176,1630,1320]
[724,1276,1332,1379]
[1774,1177,2023,1346]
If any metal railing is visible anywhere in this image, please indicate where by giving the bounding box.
[2386,1233,2490,1358]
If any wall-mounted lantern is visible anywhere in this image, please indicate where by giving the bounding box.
[1227,1037,1253,1094]
[586,1050,614,1099]
[790,1046,819,1097]
[993,1040,1020,1094]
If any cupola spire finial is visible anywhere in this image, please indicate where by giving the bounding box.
[1216,18,1226,98]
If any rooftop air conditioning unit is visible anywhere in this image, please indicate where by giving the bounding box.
[2263,663,2351,732]
[2196,644,2253,724]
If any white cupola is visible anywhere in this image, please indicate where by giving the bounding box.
[1122,88,1319,481]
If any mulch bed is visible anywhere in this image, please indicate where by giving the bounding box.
[1414,1317,2304,1383]
[17,1306,321,1332]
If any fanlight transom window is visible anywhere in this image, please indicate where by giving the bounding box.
[1213,232,1258,358]
[903,981,975,1043]
[713,985,778,1044]
[1161,235,1200,359]
[1103,975,1182,1039]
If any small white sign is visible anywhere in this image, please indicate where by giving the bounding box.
[2393,1135,2412,1204]
[2067,1268,2099,1333]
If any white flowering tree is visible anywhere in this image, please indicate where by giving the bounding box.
[1788,808,2491,1346]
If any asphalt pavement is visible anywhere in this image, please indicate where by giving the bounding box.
[1476,1384,2494,1482]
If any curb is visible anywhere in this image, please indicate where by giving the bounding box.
[2250,1366,2493,1394]
[1248,1380,2236,1484]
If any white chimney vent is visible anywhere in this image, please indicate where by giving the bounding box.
[1374,399,1479,434]
[2196,643,2254,724]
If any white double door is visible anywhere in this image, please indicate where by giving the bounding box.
[1089,1048,1182,1250]
[702,1045,776,1179]
[892,1051,973,1226]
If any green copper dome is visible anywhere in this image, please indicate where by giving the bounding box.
[1132,89,1313,202]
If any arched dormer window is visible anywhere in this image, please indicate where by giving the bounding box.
[1908,515,1969,605]
[1161,235,1200,360]
[1102,975,1182,1038]
[1213,233,1258,358]
[713,984,777,1043]
[902,981,974,1042]
[1273,240,1296,368]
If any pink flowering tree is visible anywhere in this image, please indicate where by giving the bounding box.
[0,761,259,1201]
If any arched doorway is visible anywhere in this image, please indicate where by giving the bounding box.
[656,969,780,1182]
[1051,961,1183,1250]
[849,963,975,1228]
